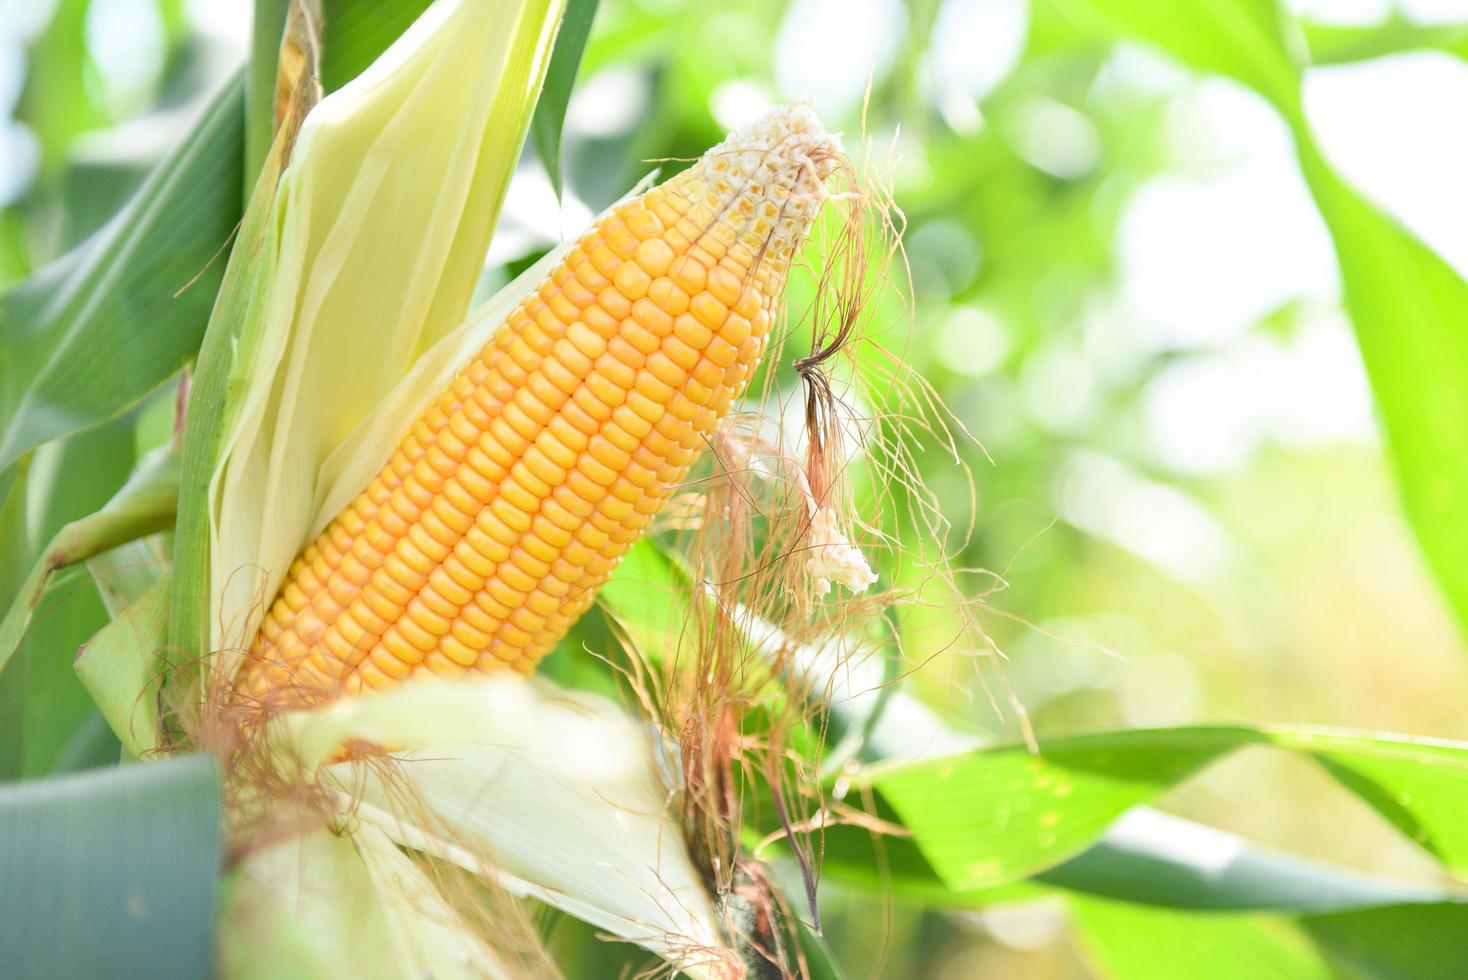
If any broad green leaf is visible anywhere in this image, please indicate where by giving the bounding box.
[245,0,292,187]
[1078,0,1468,647]
[7,418,138,777]
[0,754,221,980]
[1038,808,1453,912]
[1074,896,1468,980]
[532,0,601,197]
[866,726,1468,891]
[1302,17,1468,66]
[1070,897,1331,980]
[175,0,566,686]
[0,461,32,779]
[75,575,171,759]
[0,76,243,477]
[1302,902,1468,979]
[1290,133,1468,650]
[0,447,179,681]
[317,0,440,95]
[1070,0,1303,111]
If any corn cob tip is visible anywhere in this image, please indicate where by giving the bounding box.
[694,103,842,259]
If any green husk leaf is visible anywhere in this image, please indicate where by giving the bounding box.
[74,574,171,759]
[175,0,565,690]
[0,446,179,681]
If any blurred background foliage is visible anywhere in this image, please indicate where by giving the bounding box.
[5,0,1468,975]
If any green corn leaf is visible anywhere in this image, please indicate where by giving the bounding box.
[865,725,1468,892]
[0,76,243,479]
[0,754,222,980]
[1074,0,1468,648]
[5,418,139,778]
[532,0,601,198]
[0,446,178,684]
[1070,896,1333,980]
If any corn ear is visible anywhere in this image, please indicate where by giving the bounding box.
[238,105,843,704]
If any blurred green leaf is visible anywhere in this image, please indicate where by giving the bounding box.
[317,0,438,94]
[0,77,243,478]
[1073,895,1468,980]
[596,539,694,664]
[1078,0,1468,653]
[1071,0,1302,111]
[868,726,1468,892]
[0,460,32,779]
[1302,17,1468,65]
[1040,809,1453,912]
[1302,902,1468,978]
[8,419,139,778]
[532,0,600,197]
[1291,134,1468,657]
[0,447,179,683]
[0,754,221,980]
[15,0,108,179]
[1071,896,1332,979]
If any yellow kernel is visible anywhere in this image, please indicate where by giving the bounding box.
[566,321,608,359]
[499,478,539,514]
[525,440,568,485]
[625,389,664,423]
[625,206,663,239]
[635,370,676,403]
[669,255,708,293]
[673,314,713,349]
[722,313,752,346]
[499,562,537,594]
[691,292,728,330]
[583,303,618,336]
[632,297,674,335]
[691,360,724,388]
[646,351,686,388]
[552,337,593,375]
[596,353,636,390]
[542,355,582,395]
[438,635,479,667]
[622,319,661,355]
[611,404,653,438]
[588,242,621,277]
[598,287,633,319]
[588,434,632,470]
[583,374,626,409]
[706,336,739,368]
[382,631,427,667]
[648,278,690,315]
[660,336,700,372]
[708,265,743,305]
[634,238,675,277]
[566,468,609,502]
[579,453,618,487]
